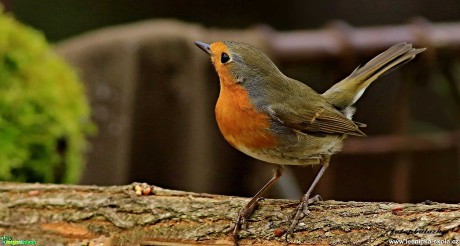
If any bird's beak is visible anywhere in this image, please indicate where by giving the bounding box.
[194,41,211,55]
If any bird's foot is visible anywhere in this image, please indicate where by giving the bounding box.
[285,195,322,241]
[232,197,264,241]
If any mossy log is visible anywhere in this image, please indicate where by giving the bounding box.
[0,182,459,245]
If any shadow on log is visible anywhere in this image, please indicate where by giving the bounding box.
[0,182,459,245]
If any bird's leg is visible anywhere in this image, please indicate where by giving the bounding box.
[232,165,283,240]
[286,155,330,239]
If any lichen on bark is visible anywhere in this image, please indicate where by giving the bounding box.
[0,182,458,245]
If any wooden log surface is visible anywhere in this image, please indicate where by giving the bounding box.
[0,182,459,245]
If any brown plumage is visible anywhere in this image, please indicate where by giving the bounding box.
[195,40,425,243]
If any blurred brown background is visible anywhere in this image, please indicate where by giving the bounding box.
[3,0,459,203]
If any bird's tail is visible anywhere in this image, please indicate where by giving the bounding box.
[322,43,425,110]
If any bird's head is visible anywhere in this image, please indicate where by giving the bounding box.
[195,41,282,86]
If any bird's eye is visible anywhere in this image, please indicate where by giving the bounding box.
[221,52,230,64]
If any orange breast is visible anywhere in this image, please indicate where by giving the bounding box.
[215,81,277,149]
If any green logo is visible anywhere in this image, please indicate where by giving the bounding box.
[0,235,36,245]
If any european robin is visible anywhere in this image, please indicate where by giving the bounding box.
[194,41,425,241]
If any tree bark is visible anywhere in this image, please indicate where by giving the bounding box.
[0,182,458,245]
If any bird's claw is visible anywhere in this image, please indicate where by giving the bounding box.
[284,194,322,241]
[232,197,263,240]
[232,213,244,240]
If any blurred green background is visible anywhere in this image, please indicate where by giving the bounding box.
[0,7,93,183]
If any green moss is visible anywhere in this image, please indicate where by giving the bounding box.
[0,9,94,183]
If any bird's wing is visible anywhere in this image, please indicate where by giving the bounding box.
[268,103,366,136]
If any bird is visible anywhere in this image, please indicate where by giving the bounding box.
[194,40,425,241]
